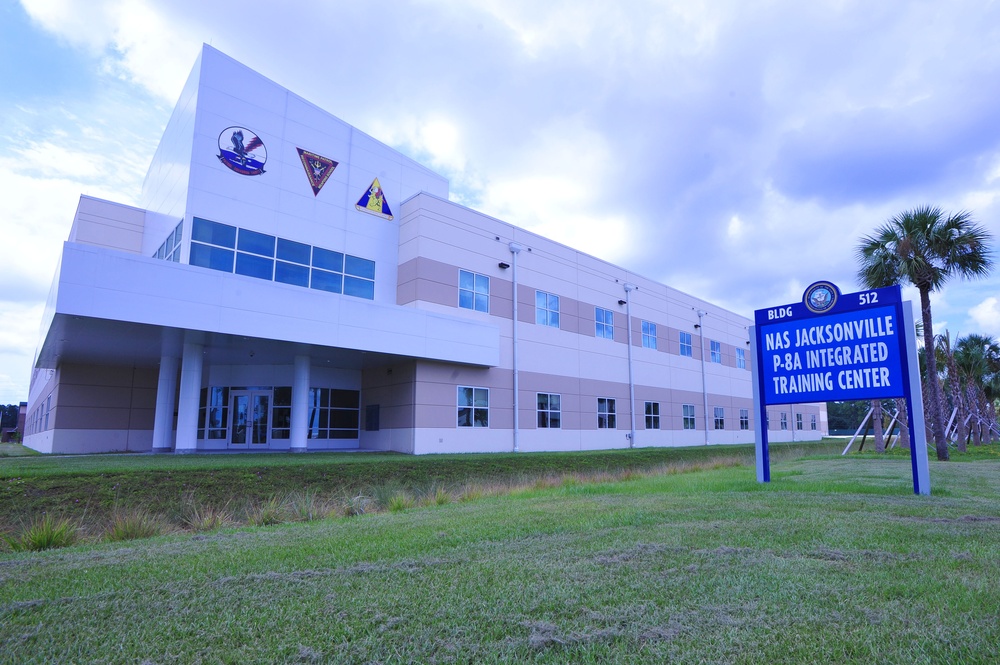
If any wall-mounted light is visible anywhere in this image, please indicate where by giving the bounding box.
[498,262,510,270]
[618,299,627,306]
[694,324,701,329]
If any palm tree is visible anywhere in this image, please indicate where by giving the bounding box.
[856,206,994,461]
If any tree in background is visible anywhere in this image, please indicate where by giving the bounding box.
[856,206,994,461]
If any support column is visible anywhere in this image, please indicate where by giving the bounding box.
[151,355,179,453]
[290,354,310,452]
[174,341,203,453]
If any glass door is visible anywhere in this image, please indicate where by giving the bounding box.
[229,390,270,449]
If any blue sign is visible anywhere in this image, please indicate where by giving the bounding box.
[757,303,905,404]
[750,281,930,495]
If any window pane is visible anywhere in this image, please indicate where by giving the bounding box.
[345,255,376,280]
[330,409,360,429]
[474,274,489,294]
[537,393,548,409]
[192,217,236,247]
[276,238,311,264]
[459,270,474,290]
[312,247,344,272]
[190,243,234,272]
[311,269,343,293]
[474,293,489,312]
[344,276,375,299]
[473,388,488,407]
[548,294,559,311]
[458,387,474,406]
[329,389,359,408]
[273,387,292,406]
[549,412,560,428]
[458,407,473,427]
[536,291,547,308]
[550,312,559,328]
[275,261,310,286]
[235,252,274,280]
[237,229,276,257]
[549,394,560,410]
[459,290,475,309]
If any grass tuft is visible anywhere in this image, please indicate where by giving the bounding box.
[180,496,232,532]
[243,496,287,526]
[4,514,79,551]
[105,508,166,542]
[387,492,415,512]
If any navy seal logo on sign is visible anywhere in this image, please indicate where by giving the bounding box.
[218,127,267,176]
[803,281,839,314]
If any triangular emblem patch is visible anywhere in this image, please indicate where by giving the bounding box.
[355,177,393,220]
[296,148,338,196]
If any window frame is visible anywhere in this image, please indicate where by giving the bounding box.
[679,331,693,357]
[597,397,617,429]
[536,392,561,429]
[710,340,723,363]
[459,269,490,313]
[535,290,560,328]
[595,307,614,339]
[641,321,657,349]
[811,414,817,431]
[780,412,788,430]
[457,386,489,427]
[714,406,725,430]
[736,347,746,369]
[644,401,660,429]
[796,413,804,430]
[739,408,750,430]
[682,404,696,430]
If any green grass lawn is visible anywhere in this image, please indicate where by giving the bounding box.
[1,447,998,664]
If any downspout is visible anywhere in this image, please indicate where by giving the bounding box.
[509,242,523,452]
[624,283,636,448]
[697,310,709,445]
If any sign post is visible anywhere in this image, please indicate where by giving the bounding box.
[750,282,930,495]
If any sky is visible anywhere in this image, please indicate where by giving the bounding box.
[1,0,999,404]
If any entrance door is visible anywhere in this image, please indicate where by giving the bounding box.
[229,390,270,449]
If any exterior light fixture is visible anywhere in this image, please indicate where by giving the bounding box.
[498,262,510,269]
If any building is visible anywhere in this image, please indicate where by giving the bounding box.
[23,46,827,455]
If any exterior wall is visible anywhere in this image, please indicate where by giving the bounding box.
[24,363,156,454]
[360,361,418,453]
[181,46,448,308]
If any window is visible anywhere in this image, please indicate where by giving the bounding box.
[680,331,693,357]
[459,270,489,312]
[811,414,817,431]
[153,220,183,262]
[683,404,696,430]
[796,413,803,430]
[189,216,375,299]
[740,408,749,430]
[458,387,489,427]
[780,412,788,430]
[198,387,229,440]
[536,393,561,428]
[536,291,560,328]
[271,387,291,439]
[595,307,614,339]
[714,406,725,430]
[308,388,361,439]
[710,340,722,363]
[597,398,616,428]
[736,347,746,369]
[645,401,660,429]
[641,321,657,349]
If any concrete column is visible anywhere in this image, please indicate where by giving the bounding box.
[151,355,179,452]
[174,341,204,453]
[290,354,310,452]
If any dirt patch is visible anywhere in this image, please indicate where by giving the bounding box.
[593,542,685,565]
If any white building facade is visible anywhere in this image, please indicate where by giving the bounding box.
[24,46,827,455]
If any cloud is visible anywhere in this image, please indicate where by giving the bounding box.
[969,297,1000,338]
